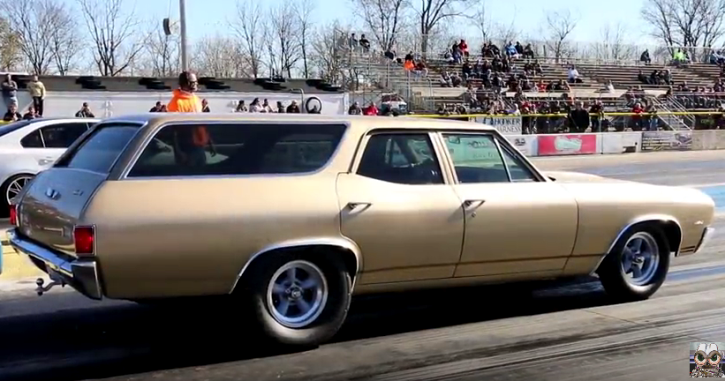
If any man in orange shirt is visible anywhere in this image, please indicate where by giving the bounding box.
[167,71,215,167]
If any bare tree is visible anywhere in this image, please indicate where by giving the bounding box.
[228,1,267,78]
[543,9,578,62]
[296,0,315,78]
[309,22,348,85]
[269,2,302,78]
[590,22,637,61]
[351,0,407,52]
[471,3,491,44]
[49,6,83,75]
[191,35,248,78]
[641,0,725,59]
[0,17,22,71]
[78,0,148,76]
[0,0,73,75]
[412,0,479,55]
[143,29,180,77]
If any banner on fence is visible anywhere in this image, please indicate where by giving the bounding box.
[506,135,538,156]
[473,116,523,135]
[641,131,692,151]
[537,134,597,156]
[600,132,641,154]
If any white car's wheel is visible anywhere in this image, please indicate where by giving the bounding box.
[243,253,351,347]
[1,174,33,215]
[597,225,670,301]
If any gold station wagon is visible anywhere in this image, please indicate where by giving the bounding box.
[7,113,716,346]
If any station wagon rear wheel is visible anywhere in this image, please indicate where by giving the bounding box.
[245,254,351,347]
[597,226,670,301]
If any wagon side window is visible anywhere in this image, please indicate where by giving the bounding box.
[357,133,443,185]
[126,123,346,178]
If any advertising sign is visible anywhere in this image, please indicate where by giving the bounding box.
[641,131,692,151]
[473,116,523,135]
[537,134,597,156]
[505,135,537,156]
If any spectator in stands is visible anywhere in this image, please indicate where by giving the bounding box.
[159,105,167,112]
[589,100,604,132]
[631,102,645,130]
[567,65,583,83]
[348,102,362,115]
[459,39,469,57]
[672,49,689,65]
[150,101,163,112]
[167,71,202,112]
[359,34,371,52]
[276,101,285,113]
[27,75,45,116]
[645,101,658,131]
[504,42,517,57]
[235,100,248,112]
[482,41,500,58]
[604,80,615,93]
[201,99,210,112]
[75,102,95,118]
[22,105,37,120]
[363,102,378,116]
[286,100,301,113]
[567,101,590,132]
[260,99,274,113]
[640,50,651,65]
[440,71,453,87]
[708,50,725,65]
[249,98,261,112]
[1,74,17,109]
[414,60,428,78]
[3,103,20,122]
[523,43,535,59]
[638,70,649,84]
[349,33,358,51]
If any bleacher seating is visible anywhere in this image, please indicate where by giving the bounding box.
[575,63,712,89]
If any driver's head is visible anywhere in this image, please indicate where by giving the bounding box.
[179,71,198,92]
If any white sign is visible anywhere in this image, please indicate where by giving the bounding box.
[473,116,523,135]
[505,135,538,156]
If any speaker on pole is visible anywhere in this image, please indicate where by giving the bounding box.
[163,18,172,36]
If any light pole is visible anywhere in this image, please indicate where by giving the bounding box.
[179,0,188,71]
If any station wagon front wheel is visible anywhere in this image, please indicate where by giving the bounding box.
[246,254,351,347]
[597,226,670,301]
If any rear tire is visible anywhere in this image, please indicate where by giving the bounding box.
[597,225,670,301]
[243,252,351,347]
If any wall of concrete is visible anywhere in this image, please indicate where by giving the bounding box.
[13,91,349,117]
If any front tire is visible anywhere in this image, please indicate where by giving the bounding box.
[597,225,670,301]
[244,253,351,347]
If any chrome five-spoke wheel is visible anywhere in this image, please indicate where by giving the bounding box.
[621,231,660,286]
[5,175,33,205]
[267,260,329,329]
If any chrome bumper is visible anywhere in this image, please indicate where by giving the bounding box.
[694,227,716,254]
[7,228,103,300]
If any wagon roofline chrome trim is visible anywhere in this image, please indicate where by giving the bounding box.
[589,214,683,276]
[117,120,352,180]
[229,237,363,294]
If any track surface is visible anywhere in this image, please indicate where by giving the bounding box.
[3,150,725,381]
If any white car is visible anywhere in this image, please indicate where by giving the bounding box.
[0,117,100,216]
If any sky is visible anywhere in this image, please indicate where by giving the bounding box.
[72,0,655,46]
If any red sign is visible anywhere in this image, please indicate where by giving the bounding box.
[537,134,597,156]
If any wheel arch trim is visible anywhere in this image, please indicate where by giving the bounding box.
[229,237,363,294]
[590,214,683,275]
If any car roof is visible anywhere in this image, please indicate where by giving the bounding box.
[102,113,497,134]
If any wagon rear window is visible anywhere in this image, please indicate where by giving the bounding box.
[127,123,346,178]
[57,123,141,173]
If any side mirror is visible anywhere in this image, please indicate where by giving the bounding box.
[548,176,556,182]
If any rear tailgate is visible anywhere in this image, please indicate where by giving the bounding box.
[15,123,142,256]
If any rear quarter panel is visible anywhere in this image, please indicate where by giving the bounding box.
[83,173,342,299]
[562,182,714,257]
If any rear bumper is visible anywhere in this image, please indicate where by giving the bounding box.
[694,227,716,254]
[6,228,103,300]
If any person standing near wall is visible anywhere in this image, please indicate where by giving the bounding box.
[167,71,215,167]
[27,76,46,116]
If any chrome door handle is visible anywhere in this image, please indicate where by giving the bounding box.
[463,199,486,209]
[347,202,372,211]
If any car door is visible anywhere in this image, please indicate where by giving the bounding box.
[38,122,91,165]
[438,131,579,279]
[337,131,465,284]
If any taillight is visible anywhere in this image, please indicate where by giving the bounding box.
[73,225,95,256]
[8,204,17,226]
